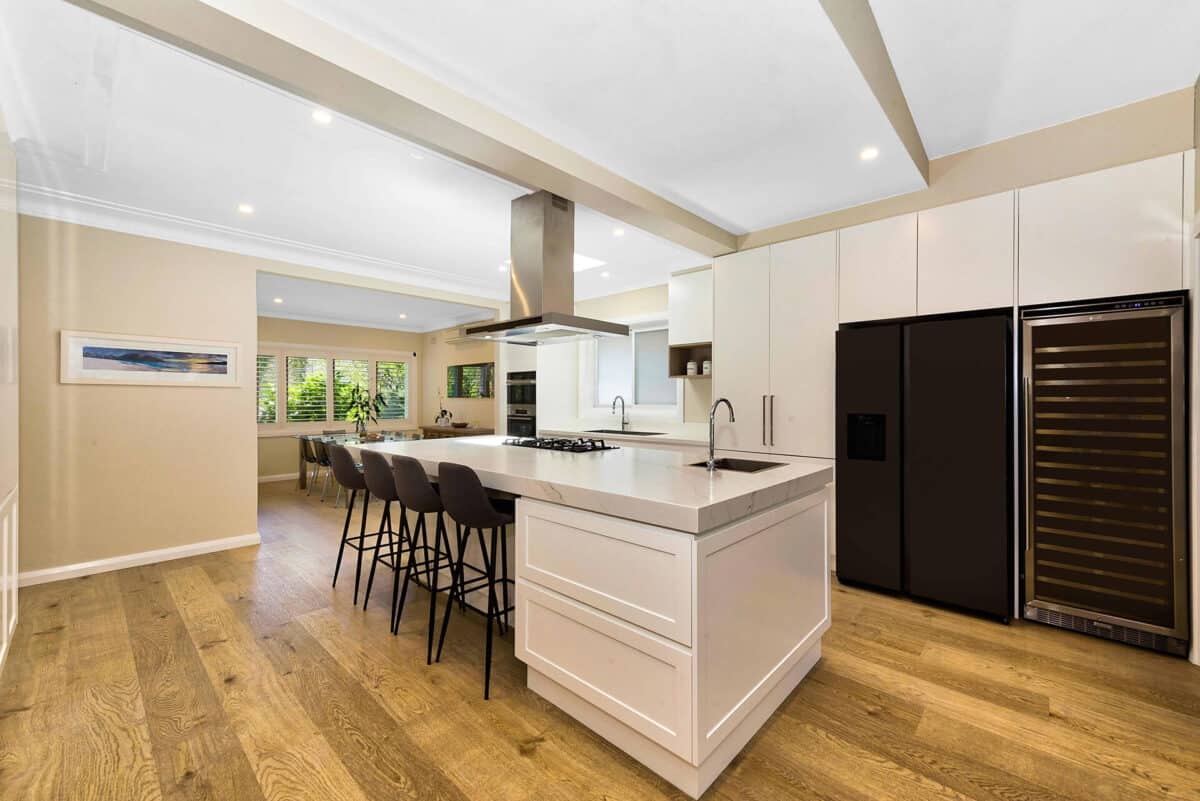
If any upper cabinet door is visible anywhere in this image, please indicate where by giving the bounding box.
[1018,153,1184,306]
[838,213,917,323]
[917,191,1014,315]
[713,247,770,453]
[668,268,713,346]
[769,232,836,458]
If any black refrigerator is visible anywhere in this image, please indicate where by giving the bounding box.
[836,312,1013,620]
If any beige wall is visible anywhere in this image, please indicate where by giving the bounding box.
[421,326,497,429]
[256,316,423,477]
[576,284,711,423]
[0,109,17,502]
[19,217,258,573]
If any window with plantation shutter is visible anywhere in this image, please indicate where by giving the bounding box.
[446,362,493,398]
[286,356,328,422]
[256,355,278,423]
[377,361,408,420]
[332,359,369,421]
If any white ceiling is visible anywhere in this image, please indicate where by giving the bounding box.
[280,0,928,234]
[256,273,493,332]
[0,0,708,302]
[870,0,1200,158]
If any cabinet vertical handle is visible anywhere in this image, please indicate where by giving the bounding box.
[761,395,767,446]
[769,395,775,446]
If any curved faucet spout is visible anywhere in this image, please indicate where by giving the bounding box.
[611,395,628,431]
[708,398,735,471]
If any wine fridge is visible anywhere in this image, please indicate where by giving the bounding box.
[1022,293,1189,655]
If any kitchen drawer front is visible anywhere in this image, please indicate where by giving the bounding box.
[516,498,693,646]
[516,579,694,761]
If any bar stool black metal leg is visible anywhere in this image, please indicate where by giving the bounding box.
[332,489,357,588]
[436,524,471,663]
[499,523,510,634]
[392,512,418,633]
[389,509,409,632]
[353,491,370,605]
[362,500,393,610]
[425,511,445,664]
[482,525,499,700]
[456,522,467,612]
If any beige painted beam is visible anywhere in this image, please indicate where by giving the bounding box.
[67,0,737,257]
[742,87,1195,250]
[819,0,929,183]
[1193,74,1199,237]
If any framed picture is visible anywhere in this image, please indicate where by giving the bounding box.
[59,330,241,387]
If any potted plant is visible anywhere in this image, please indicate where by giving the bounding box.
[345,383,385,438]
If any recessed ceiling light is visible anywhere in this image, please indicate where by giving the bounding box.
[612,227,625,237]
[237,203,255,215]
[272,297,283,304]
[859,146,880,161]
[600,271,611,278]
[505,258,511,264]
[398,313,408,319]
[498,264,508,272]
[573,253,606,272]
[410,152,425,160]
[311,108,332,125]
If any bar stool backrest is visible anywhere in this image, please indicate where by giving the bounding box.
[360,449,399,501]
[437,462,512,529]
[326,443,367,491]
[391,455,442,514]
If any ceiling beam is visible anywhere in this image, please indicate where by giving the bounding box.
[66,0,738,257]
[819,0,929,184]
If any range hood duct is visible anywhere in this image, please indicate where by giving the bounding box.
[464,191,630,345]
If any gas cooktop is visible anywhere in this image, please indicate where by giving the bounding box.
[503,437,619,453]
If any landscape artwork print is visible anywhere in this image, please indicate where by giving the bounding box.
[61,330,240,387]
[80,345,229,375]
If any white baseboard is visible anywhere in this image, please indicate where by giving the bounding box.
[18,532,262,587]
[258,472,300,484]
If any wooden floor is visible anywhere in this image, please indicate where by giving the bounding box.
[1,481,1199,801]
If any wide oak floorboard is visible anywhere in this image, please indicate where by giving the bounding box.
[0,480,1197,800]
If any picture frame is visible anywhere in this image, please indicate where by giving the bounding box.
[59,330,241,387]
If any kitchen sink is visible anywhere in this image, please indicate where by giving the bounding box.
[584,429,664,436]
[690,457,786,473]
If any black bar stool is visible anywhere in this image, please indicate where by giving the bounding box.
[361,449,402,611]
[435,462,515,699]
[327,443,372,604]
[390,455,454,663]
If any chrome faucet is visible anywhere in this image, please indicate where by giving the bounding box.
[611,395,629,431]
[708,398,735,471]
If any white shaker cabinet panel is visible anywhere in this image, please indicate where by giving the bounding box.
[768,232,836,458]
[838,213,917,323]
[668,268,713,346]
[917,191,1014,315]
[1018,153,1184,306]
[713,247,770,452]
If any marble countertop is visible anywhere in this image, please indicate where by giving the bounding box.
[347,435,832,533]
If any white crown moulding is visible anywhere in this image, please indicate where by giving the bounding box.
[15,182,509,302]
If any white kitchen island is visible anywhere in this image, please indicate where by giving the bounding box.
[353,435,833,798]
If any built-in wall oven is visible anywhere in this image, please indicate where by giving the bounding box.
[506,370,536,437]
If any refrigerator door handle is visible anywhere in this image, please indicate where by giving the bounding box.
[761,395,767,446]
[769,395,775,447]
[1022,375,1032,555]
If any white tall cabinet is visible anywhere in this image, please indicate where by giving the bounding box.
[917,191,1015,315]
[1018,153,1184,305]
[837,213,917,323]
[713,233,836,458]
[712,247,770,452]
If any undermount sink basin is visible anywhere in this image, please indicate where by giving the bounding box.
[690,457,786,473]
[584,429,664,436]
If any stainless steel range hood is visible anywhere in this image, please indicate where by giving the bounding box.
[465,191,630,345]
